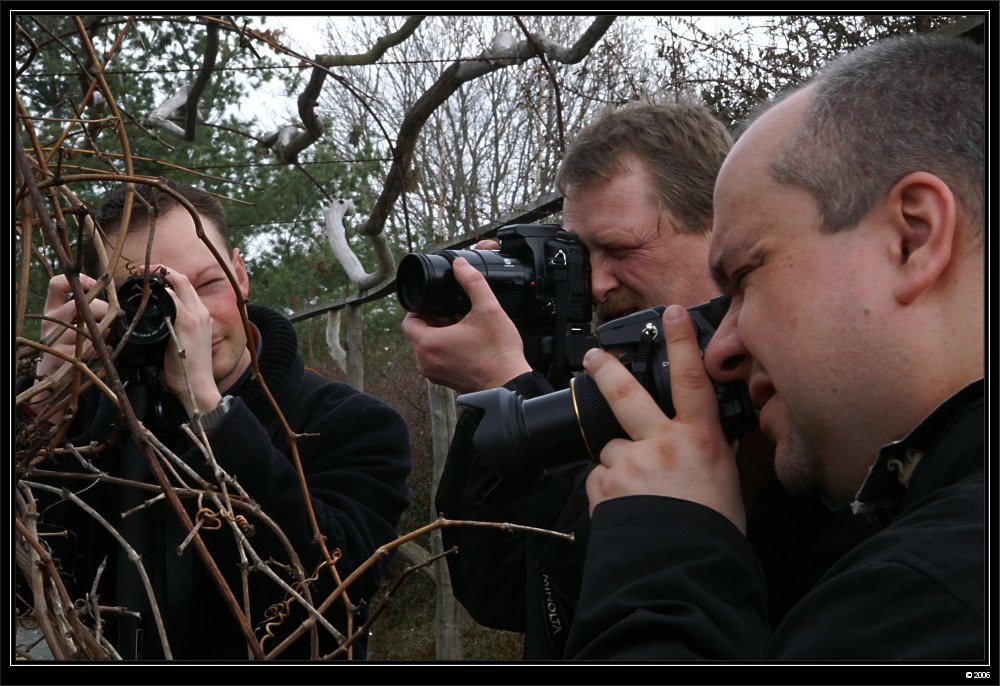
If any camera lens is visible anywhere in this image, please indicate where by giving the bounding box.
[457,375,626,481]
[397,252,464,316]
[396,249,535,319]
[123,292,170,341]
[115,275,176,366]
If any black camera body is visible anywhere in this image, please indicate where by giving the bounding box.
[113,273,177,368]
[456,297,757,483]
[396,223,597,387]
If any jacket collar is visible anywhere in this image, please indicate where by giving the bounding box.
[230,304,302,411]
[851,378,984,519]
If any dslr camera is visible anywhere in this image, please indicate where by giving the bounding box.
[456,297,757,483]
[113,273,177,368]
[396,223,597,387]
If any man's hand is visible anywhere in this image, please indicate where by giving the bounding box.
[583,304,746,533]
[402,256,532,394]
[152,266,222,417]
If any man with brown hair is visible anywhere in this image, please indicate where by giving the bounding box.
[403,101,857,658]
[20,181,411,660]
[405,101,729,392]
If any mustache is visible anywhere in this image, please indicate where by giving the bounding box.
[595,292,648,325]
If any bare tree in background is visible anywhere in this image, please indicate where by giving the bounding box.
[13,13,612,661]
[14,13,970,661]
[316,16,653,245]
[653,14,960,128]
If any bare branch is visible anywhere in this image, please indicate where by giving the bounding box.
[325,311,348,374]
[22,481,175,658]
[184,23,219,140]
[143,23,219,140]
[394,541,438,582]
[324,198,394,291]
[144,86,192,137]
[265,515,573,658]
[360,16,614,241]
[261,16,426,164]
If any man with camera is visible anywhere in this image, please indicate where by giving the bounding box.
[402,102,861,657]
[19,181,411,660]
[564,33,984,659]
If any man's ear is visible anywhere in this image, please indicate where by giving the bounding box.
[232,248,250,299]
[887,172,957,305]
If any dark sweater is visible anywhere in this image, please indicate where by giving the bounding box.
[20,304,411,660]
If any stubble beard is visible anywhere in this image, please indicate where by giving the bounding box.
[773,419,825,499]
[214,340,251,390]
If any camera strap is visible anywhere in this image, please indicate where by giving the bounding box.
[631,331,656,386]
[550,255,570,387]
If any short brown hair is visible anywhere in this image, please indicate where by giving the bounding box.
[83,180,229,277]
[556,101,733,235]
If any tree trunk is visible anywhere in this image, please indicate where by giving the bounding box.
[426,380,467,659]
[345,303,364,391]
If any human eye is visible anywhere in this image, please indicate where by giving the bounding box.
[731,252,766,293]
[718,263,754,297]
[196,277,225,292]
[608,240,643,258]
[713,242,763,296]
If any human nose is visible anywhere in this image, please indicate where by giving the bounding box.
[704,303,752,383]
[589,254,619,302]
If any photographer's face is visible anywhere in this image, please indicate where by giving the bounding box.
[111,206,251,393]
[563,155,717,324]
[705,90,895,503]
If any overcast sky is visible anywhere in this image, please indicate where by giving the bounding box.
[247,14,745,130]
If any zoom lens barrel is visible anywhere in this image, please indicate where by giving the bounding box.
[396,249,535,319]
[457,374,627,481]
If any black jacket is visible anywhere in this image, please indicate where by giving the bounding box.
[437,370,866,659]
[565,379,985,660]
[19,304,411,660]
[436,371,589,658]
